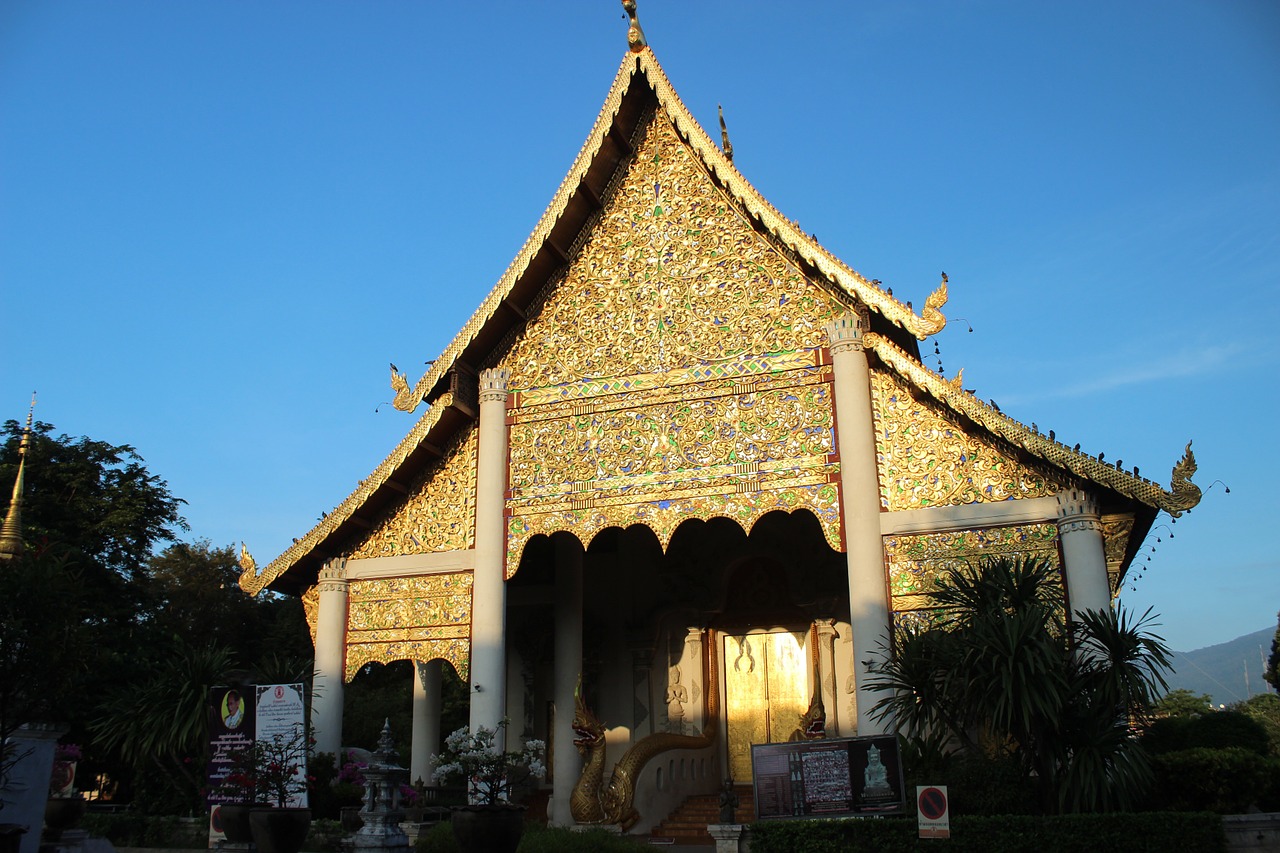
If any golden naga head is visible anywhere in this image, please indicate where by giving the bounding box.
[572,676,605,751]
[1166,440,1202,516]
[239,541,257,576]
[918,271,949,336]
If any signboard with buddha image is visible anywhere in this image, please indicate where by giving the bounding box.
[750,735,906,820]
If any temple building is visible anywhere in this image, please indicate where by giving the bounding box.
[238,5,1201,833]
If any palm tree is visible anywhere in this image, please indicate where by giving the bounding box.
[864,555,1171,813]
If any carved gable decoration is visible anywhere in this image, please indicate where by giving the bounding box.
[870,368,1062,511]
[498,111,847,567]
[501,110,848,387]
[344,573,472,681]
[347,428,477,559]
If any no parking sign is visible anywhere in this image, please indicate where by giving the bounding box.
[917,785,950,839]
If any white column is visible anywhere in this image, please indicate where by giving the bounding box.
[411,659,442,785]
[1055,488,1111,619]
[682,628,705,733]
[814,619,840,737]
[826,312,892,736]
[470,367,510,742]
[550,534,583,826]
[312,558,349,757]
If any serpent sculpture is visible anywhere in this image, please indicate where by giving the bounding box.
[571,633,721,830]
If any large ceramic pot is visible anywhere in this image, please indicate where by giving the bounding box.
[449,804,525,853]
[43,797,86,840]
[217,803,255,844]
[249,807,312,853]
[0,824,27,853]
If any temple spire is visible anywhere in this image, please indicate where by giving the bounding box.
[0,393,35,561]
[622,0,647,52]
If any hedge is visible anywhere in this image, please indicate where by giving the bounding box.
[748,812,1226,853]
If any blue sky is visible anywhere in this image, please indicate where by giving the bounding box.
[2,1,1277,653]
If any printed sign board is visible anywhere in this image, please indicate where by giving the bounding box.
[751,735,906,820]
[917,785,950,839]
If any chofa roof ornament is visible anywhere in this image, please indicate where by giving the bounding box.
[622,0,647,52]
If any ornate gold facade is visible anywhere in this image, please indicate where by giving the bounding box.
[870,368,1061,511]
[348,428,478,559]
[344,573,472,680]
[502,112,848,388]
[497,112,847,563]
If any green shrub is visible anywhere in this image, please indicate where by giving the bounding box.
[414,820,651,853]
[415,821,459,853]
[1144,711,1269,756]
[1148,747,1277,813]
[748,812,1225,853]
[81,813,204,848]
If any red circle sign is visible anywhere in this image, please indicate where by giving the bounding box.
[918,786,947,820]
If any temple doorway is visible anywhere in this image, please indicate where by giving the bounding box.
[723,630,811,781]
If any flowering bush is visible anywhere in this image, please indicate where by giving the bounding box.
[336,757,367,786]
[50,742,82,797]
[216,725,311,808]
[431,720,545,806]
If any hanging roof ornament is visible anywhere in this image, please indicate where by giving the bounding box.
[622,0,647,52]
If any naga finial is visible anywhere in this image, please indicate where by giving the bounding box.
[1166,440,1202,516]
[622,0,647,52]
[917,271,949,336]
[718,104,734,162]
[390,362,417,412]
[239,542,258,576]
[946,367,965,391]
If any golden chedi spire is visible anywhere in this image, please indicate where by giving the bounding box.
[0,394,36,561]
[622,0,647,52]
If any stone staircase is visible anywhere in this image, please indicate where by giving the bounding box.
[647,786,755,846]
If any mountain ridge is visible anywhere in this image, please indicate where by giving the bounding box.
[1165,626,1275,707]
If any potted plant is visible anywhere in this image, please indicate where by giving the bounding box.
[43,743,85,841]
[212,745,264,844]
[220,725,312,853]
[432,720,545,853]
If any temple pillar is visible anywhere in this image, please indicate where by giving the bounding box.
[826,312,891,735]
[814,619,840,737]
[550,534,583,826]
[682,628,705,734]
[470,367,510,742]
[312,558,349,758]
[1055,487,1111,619]
[411,659,442,785]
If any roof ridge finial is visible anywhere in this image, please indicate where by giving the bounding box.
[622,0,647,52]
[718,104,734,163]
[0,391,36,561]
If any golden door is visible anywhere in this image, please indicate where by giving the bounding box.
[723,631,810,782]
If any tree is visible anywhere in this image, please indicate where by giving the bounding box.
[0,420,187,582]
[0,544,92,802]
[865,556,1172,814]
[1155,689,1214,718]
[2,422,315,812]
[1266,610,1280,693]
[1,420,189,798]
[90,640,236,814]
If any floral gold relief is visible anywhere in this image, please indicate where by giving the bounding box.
[495,110,847,565]
[884,524,1061,630]
[870,369,1060,511]
[348,429,477,559]
[501,112,847,389]
[344,573,472,680]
